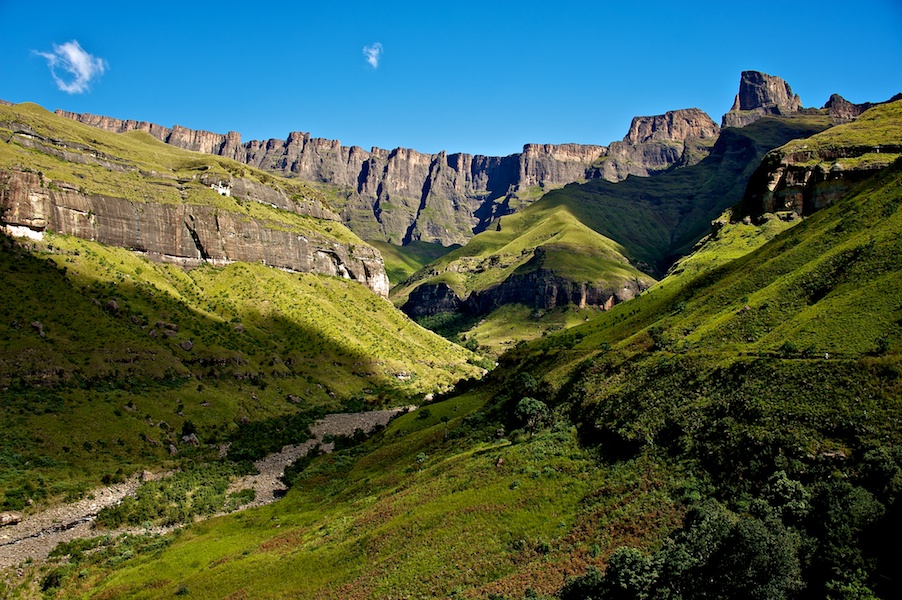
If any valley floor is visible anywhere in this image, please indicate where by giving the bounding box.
[0,407,411,570]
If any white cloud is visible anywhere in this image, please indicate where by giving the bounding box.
[36,40,107,94]
[363,42,383,69]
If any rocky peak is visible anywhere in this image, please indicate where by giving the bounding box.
[624,108,719,144]
[824,94,876,123]
[722,71,802,128]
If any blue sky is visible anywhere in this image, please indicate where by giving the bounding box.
[2,1,901,157]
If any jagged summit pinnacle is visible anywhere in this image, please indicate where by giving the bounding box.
[722,70,802,128]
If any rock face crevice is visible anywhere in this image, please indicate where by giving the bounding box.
[0,170,390,296]
[54,108,717,246]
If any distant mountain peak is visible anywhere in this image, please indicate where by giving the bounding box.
[623,108,719,145]
[722,70,802,128]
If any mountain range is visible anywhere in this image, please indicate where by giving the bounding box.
[0,70,900,599]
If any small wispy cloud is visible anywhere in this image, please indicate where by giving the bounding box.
[363,42,383,69]
[36,40,107,94]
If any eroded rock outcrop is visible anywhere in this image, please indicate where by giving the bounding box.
[591,109,720,181]
[402,272,646,318]
[736,100,902,218]
[0,170,390,296]
[624,109,720,144]
[518,143,608,188]
[722,71,802,128]
[823,93,902,124]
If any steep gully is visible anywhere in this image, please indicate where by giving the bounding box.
[0,407,411,568]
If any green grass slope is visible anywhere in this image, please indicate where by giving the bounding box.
[547,114,833,273]
[367,239,457,286]
[394,203,653,304]
[33,388,685,600]
[0,232,481,510]
[497,161,902,598]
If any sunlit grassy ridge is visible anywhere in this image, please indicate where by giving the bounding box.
[780,100,902,155]
[0,232,480,509]
[392,203,653,304]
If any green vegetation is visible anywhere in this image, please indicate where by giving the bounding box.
[461,304,607,356]
[779,100,902,155]
[96,462,255,528]
[35,115,902,598]
[0,231,480,509]
[368,239,457,286]
[545,114,832,273]
[36,390,684,599]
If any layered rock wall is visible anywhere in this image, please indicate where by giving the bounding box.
[739,145,902,218]
[402,271,646,318]
[0,170,390,296]
[54,108,717,245]
[591,108,720,181]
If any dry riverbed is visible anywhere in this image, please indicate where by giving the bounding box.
[0,407,413,569]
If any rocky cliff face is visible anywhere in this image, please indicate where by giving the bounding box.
[737,100,902,218]
[739,145,902,217]
[823,93,902,123]
[402,270,646,318]
[518,143,608,187]
[624,108,720,144]
[0,170,390,296]
[590,109,720,182]
[824,94,876,123]
[54,108,716,245]
[722,71,802,128]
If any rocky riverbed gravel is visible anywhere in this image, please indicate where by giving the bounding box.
[0,406,413,569]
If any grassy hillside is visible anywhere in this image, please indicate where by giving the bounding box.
[368,239,457,286]
[0,101,486,510]
[0,230,481,511]
[504,158,902,598]
[27,388,685,600]
[393,203,653,304]
[543,114,832,273]
[35,115,902,599]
